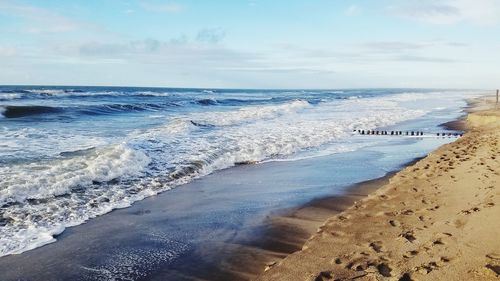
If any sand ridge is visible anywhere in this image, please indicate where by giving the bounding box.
[256,96,500,281]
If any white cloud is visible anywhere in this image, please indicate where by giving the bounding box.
[362,41,429,52]
[196,28,226,44]
[361,40,467,52]
[0,0,90,33]
[345,4,359,16]
[78,39,162,56]
[275,40,462,65]
[389,0,500,25]
[0,46,17,57]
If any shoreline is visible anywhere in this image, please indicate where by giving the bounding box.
[149,156,430,281]
[191,169,406,280]
[0,92,473,281]
[256,95,500,280]
[197,160,426,280]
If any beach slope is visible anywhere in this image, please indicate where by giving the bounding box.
[256,96,500,281]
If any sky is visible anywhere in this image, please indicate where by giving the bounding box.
[0,0,500,89]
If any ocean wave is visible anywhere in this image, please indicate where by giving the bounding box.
[189,99,311,126]
[196,98,218,105]
[0,126,110,164]
[0,144,151,255]
[11,89,172,98]
[0,102,181,119]
[388,92,433,102]
[195,97,280,106]
[133,99,313,138]
[0,93,23,101]
[135,91,171,97]
[0,105,63,118]
[0,144,150,205]
[0,89,31,94]
[77,103,163,115]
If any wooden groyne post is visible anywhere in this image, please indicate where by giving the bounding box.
[496,89,499,107]
[354,129,462,138]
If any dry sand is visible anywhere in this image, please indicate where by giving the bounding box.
[256,96,500,281]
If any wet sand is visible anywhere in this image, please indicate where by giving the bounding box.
[256,96,500,280]
[193,171,403,280]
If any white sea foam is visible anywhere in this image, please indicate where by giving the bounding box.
[26,89,66,95]
[0,144,150,255]
[0,126,110,161]
[388,92,431,102]
[0,93,22,101]
[24,89,173,98]
[190,99,311,126]
[0,144,150,204]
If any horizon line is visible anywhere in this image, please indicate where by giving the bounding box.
[0,84,487,92]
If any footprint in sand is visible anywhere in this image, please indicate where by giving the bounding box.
[398,272,414,281]
[485,264,500,276]
[401,209,414,215]
[421,198,431,204]
[337,215,349,221]
[313,271,334,281]
[415,261,443,274]
[377,263,392,277]
[453,218,467,229]
[400,231,417,243]
[389,220,401,227]
[369,241,383,253]
[461,207,480,215]
[428,205,440,211]
[485,253,500,276]
[486,253,500,261]
[433,238,445,245]
[378,194,389,200]
[403,250,419,259]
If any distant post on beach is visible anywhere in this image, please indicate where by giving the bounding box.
[496,89,499,106]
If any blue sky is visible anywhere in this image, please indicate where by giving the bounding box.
[0,0,499,88]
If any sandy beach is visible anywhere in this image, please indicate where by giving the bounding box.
[256,95,500,281]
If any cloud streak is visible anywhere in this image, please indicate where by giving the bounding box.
[388,0,500,25]
[196,28,226,44]
[0,46,17,57]
[0,0,92,33]
[139,1,183,13]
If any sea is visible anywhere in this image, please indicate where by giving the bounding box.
[0,86,482,260]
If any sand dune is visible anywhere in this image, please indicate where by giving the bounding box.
[256,96,500,281]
